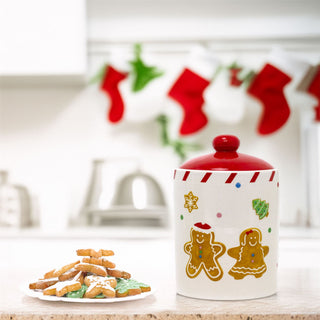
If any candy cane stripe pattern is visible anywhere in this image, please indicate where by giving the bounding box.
[174,170,277,184]
[182,171,190,181]
[250,172,260,183]
[269,171,276,181]
[201,172,212,183]
[225,173,237,184]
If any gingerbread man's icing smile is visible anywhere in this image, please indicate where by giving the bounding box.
[196,234,205,244]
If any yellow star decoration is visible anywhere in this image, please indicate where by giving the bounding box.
[184,191,199,213]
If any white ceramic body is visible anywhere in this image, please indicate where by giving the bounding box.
[174,169,279,300]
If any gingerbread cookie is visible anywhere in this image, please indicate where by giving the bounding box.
[43,280,82,297]
[58,269,79,282]
[184,222,226,281]
[43,260,80,279]
[82,257,116,269]
[83,275,116,298]
[115,279,151,297]
[100,249,115,257]
[76,249,114,258]
[107,269,131,279]
[29,278,58,290]
[73,271,85,284]
[28,248,151,300]
[228,227,269,280]
[75,263,107,277]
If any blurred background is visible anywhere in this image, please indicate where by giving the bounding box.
[0,0,320,237]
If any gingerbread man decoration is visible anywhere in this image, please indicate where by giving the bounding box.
[228,228,269,280]
[184,222,226,281]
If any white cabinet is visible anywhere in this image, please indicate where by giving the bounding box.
[0,0,86,82]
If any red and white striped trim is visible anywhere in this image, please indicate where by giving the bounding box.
[173,170,277,183]
[225,173,237,184]
[182,171,190,181]
[201,172,212,183]
[250,172,260,183]
[269,171,276,181]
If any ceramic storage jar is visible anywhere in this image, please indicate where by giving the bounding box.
[174,135,279,300]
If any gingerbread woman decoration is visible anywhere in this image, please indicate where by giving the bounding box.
[184,222,226,281]
[228,228,269,280]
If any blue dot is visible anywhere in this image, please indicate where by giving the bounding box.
[251,253,255,257]
[199,255,202,258]
[235,182,241,188]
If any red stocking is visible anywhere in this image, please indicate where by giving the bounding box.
[307,66,320,121]
[248,63,292,135]
[230,68,243,87]
[100,65,128,123]
[168,46,220,136]
[168,68,210,135]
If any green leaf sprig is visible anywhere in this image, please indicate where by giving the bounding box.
[156,114,202,162]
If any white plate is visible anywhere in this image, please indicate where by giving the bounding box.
[21,283,155,303]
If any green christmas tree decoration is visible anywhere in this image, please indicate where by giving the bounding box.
[130,44,164,92]
[252,198,269,219]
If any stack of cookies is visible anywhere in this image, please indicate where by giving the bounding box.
[29,248,151,299]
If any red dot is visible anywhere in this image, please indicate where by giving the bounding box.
[217,212,222,218]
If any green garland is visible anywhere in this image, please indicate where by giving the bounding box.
[156,114,202,162]
[89,48,258,162]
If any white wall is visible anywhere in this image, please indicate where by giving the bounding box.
[0,53,315,230]
[1,0,320,230]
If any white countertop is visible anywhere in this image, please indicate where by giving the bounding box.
[0,233,320,319]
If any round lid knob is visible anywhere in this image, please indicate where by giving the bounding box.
[213,135,240,152]
[179,134,274,171]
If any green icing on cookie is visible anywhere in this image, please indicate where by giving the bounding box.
[115,278,150,294]
[66,284,88,298]
[95,293,106,299]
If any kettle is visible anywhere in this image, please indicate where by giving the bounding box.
[80,160,168,227]
[0,171,32,228]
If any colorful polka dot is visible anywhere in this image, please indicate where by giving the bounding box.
[199,250,202,254]
[277,182,279,187]
[199,246,202,249]
[235,182,241,188]
[268,227,272,233]
[180,215,184,220]
[251,253,255,257]
[217,212,222,218]
[251,260,254,263]
[199,255,202,259]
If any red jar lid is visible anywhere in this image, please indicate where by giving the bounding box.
[180,135,274,171]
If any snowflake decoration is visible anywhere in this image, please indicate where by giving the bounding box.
[184,191,199,213]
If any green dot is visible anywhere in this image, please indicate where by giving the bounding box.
[268,227,272,233]
[199,250,202,254]
[180,215,184,220]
